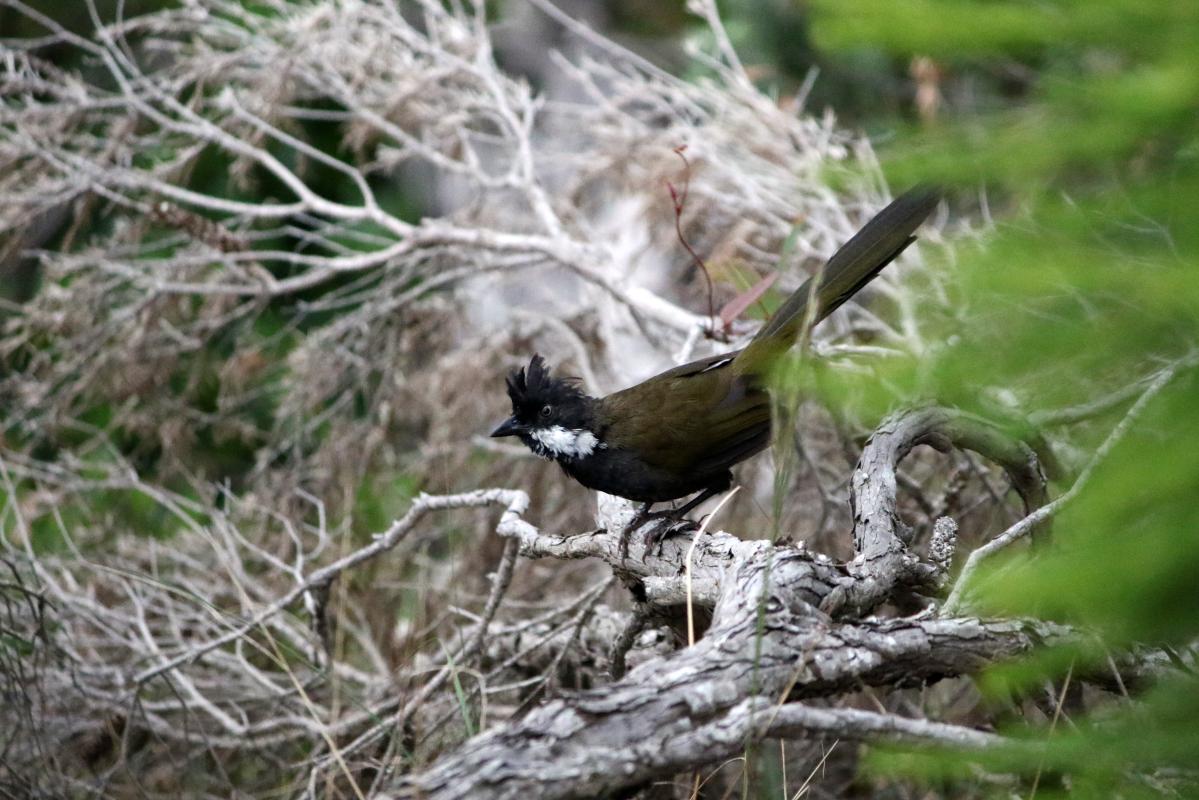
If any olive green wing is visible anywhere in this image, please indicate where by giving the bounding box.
[602,357,770,476]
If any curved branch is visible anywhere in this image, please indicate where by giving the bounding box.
[822,406,1049,617]
[388,697,1002,800]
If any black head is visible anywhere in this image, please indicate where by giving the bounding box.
[490,354,600,461]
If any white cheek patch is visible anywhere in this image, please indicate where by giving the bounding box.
[530,425,601,460]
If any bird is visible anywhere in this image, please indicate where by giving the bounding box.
[490,187,939,536]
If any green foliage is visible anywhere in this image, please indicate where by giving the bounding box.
[868,675,1199,797]
[797,0,1199,796]
[811,0,1192,61]
[979,368,1199,645]
[353,470,422,539]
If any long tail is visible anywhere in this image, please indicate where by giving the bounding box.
[733,186,940,374]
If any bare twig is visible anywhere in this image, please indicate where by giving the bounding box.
[134,489,529,685]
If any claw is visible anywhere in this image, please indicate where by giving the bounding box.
[643,516,699,556]
[622,503,707,559]
[621,508,669,559]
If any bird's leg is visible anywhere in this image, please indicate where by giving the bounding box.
[672,486,723,519]
[626,501,656,531]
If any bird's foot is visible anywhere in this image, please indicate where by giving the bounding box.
[643,516,700,556]
[626,505,670,530]
[621,508,668,561]
[620,505,709,559]
[619,505,683,560]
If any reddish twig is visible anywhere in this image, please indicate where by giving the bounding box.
[667,146,781,339]
[667,145,720,338]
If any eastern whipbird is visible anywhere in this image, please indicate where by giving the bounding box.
[491,188,939,543]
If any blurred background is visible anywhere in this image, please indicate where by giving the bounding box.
[1,0,1196,797]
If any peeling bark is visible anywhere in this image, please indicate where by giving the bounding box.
[390,552,1067,800]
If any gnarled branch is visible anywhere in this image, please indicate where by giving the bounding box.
[823,405,1049,617]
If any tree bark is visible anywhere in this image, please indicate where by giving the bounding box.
[390,550,1067,800]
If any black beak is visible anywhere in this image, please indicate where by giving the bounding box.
[490,416,523,438]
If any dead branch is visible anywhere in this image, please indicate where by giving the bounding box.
[823,405,1050,617]
[387,548,1065,800]
[383,392,1182,799]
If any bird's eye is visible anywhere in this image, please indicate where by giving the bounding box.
[540,404,552,418]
